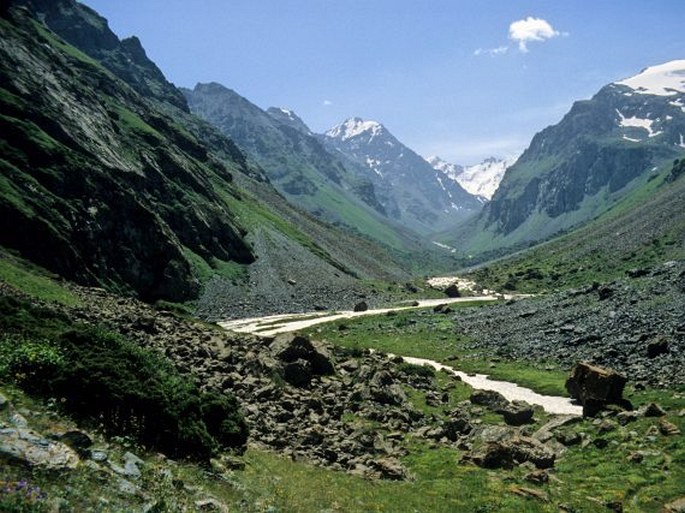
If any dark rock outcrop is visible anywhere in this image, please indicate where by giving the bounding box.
[565,362,628,416]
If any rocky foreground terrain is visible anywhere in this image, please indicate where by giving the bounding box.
[455,260,685,388]
[1,272,681,483]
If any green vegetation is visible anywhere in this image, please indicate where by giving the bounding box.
[0,296,247,460]
[304,307,569,396]
[466,161,685,293]
[31,20,109,74]
[182,246,248,286]
[0,252,80,306]
[112,105,162,140]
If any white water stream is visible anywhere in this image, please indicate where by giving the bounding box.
[218,295,582,416]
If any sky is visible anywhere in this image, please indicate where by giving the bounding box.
[83,1,684,165]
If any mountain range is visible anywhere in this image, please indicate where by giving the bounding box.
[1,0,683,306]
[0,0,410,314]
[183,85,483,242]
[444,60,685,257]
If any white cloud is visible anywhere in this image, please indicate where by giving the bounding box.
[474,45,509,57]
[509,17,561,52]
[323,99,333,106]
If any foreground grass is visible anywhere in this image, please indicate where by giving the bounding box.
[2,393,682,513]
[303,306,570,397]
[0,251,80,306]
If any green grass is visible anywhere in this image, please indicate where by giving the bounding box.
[466,162,685,294]
[31,20,110,75]
[303,306,570,396]
[0,252,80,306]
[112,105,162,140]
[182,246,248,286]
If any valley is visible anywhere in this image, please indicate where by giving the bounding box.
[0,1,684,512]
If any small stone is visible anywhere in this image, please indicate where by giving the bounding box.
[662,497,685,513]
[9,413,28,428]
[524,469,549,484]
[627,451,644,464]
[510,486,548,502]
[642,402,666,417]
[59,430,93,454]
[646,338,669,359]
[658,419,681,436]
[90,450,108,462]
[593,438,609,449]
[598,420,617,434]
[0,392,8,411]
[118,478,140,496]
[194,498,229,512]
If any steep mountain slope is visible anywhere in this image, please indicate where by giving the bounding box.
[426,155,516,201]
[0,0,411,310]
[0,4,255,302]
[182,84,420,251]
[322,118,482,233]
[452,60,685,256]
[466,157,685,292]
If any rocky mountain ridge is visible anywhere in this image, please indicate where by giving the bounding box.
[182,83,424,251]
[322,117,483,233]
[452,60,685,255]
[0,0,411,309]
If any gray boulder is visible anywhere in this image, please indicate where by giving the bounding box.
[470,389,508,411]
[500,401,535,426]
[0,428,79,470]
[353,301,369,312]
[465,436,555,470]
[271,334,334,377]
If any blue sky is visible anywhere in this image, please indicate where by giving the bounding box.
[83,0,683,164]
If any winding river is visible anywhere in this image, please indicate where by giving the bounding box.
[218,295,582,416]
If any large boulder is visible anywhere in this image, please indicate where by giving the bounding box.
[270,334,334,385]
[0,428,79,470]
[353,301,369,312]
[470,390,509,411]
[444,284,461,298]
[565,362,628,416]
[465,436,555,470]
[500,401,535,426]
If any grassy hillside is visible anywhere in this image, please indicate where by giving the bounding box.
[463,159,685,293]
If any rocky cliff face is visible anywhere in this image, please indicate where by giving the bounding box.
[0,2,256,301]
[461,61,685,252]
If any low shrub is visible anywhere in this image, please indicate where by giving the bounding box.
[398,362,436,378]
[0,296,247,460]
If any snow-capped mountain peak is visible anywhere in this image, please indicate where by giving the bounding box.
[426,156,464,181]
[426,155,518,200]
[614,59,685,96]
[325,117,385,141]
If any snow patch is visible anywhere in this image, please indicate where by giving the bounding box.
[615,60,685,96]
[670,98,685,113]
[616,109,662,138]
[431,242,456,253]
[623,135,642,143]
[365,157,383,176]
[679,134,685,149]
